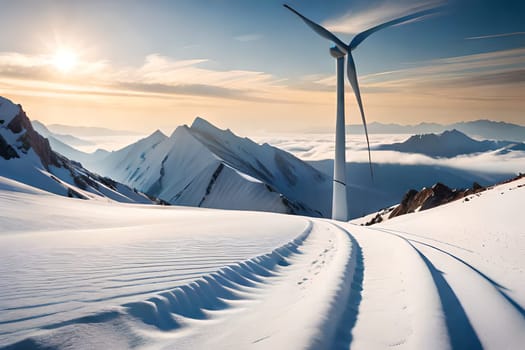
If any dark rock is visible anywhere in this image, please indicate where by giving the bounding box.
[365,213,383,226]
[389,182,467,220]
[420,183,457,210]
[0,134,19,160]
[388,189,418,218]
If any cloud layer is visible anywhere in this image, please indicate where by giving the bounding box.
[251,133,525,175]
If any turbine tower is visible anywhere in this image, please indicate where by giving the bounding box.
[284,4,435,221]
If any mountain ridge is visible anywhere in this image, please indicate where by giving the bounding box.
[374,129,524,157]
[347,119,525,142]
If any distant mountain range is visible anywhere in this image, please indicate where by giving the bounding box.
[0,97,156,204]
[32,120,95,147]
[347,120,525,142]
[374,129,525,158]
[31,120,109,166]
[44,123,141,137]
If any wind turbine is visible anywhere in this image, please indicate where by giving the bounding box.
[284,4,435,221]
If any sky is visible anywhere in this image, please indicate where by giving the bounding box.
[0,0,523,134]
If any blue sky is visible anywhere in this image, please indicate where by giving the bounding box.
[0,0,523,132]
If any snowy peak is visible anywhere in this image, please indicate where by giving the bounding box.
[191,116,210,129]
[440,128,471,140]
[187,117,330,214]
[0,96,21,126]
[190,116,225,134]
[149,128,167,141]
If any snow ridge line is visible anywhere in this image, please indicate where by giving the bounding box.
[2,221,314,349]
[122,220,313,330]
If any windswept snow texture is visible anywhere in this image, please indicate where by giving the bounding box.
[0,177,320,349]
[91,117,329,216]
[1,176,524,349]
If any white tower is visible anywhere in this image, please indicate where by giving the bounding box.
[284,4,435,220]
[330,46,348,221]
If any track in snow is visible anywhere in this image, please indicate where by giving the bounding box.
[343,223,525,350]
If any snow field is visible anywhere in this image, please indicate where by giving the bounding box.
[0,179,366,349]
[1,176,524,349]
[348,176,525,349]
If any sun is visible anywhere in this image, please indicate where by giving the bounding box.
[52,49,78,73]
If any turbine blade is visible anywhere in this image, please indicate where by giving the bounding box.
[350,8,437,50]
[346,53,374,179]
[283,4,348,52]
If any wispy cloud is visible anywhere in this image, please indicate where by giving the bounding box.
[323,0,443,35]
[0,52,285,102]
[234,34,263,42]
[466,32,525,40]
[359,48,525,89]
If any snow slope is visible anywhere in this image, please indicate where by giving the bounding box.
[346,177,525,349]
[0,177,344,349]
[1,176,524,349]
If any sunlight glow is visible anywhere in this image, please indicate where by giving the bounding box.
[52,49,77,73]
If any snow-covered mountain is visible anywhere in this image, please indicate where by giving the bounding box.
[374,129,523,157]
[90,117,330,216]
[0,96,155,203]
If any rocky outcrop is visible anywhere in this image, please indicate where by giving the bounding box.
[388,182,486,220]
[7,106,60,169]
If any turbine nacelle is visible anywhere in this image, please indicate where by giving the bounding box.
[329,46,345,59]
